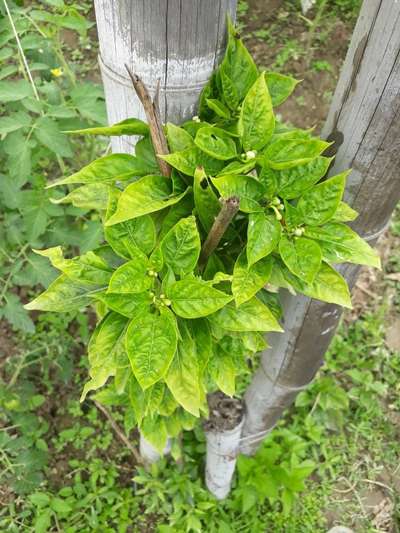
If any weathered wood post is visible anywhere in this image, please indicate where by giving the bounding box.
[93,0,237,462]
[94,0,237,154]
[241,0,400,454]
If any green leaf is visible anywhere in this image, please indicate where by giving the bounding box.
[212,174,264,213]
[232,251,273,306]
[126,309,177,389]
[51,183,109,210]
[105,189,156,258]
[34,247,112,286]
[304,223,381,268]
[93,291,150,318]
[219,21,258,107]
[0,111,31,134]
[0,80,33,102]
[81,312,128,400]
[165,123,194,152]
[216,159,256,177]
[205,98,231,119]
[194,126,237,160]
[168,278,232,318]
[160,147,224,177]
[264,139,331,170]
[265,72,299,106]
[107,251,152,294]
[279,235,322,283]
[297,171,348,226]
[208,348,237,396]
[193,167,220,232]
[332,201,358,222]
[48,154,152,188]
[238,73,275,151]
[247,213,282,266]
[140,415,168,453]
[24,274,102,312]
[3,293,35,333]
[33,117,73,158]
[188,318,213,372]
[270,156,332,199]
[210,297,282,332]
[65,118,149,136]
[161,216,201,275]
[296,262,352,308]
[166,322,201,416]
[105,175,189,226]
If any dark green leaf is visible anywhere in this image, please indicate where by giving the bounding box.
[265,72,299,106]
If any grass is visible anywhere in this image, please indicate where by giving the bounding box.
[0,0,399,531]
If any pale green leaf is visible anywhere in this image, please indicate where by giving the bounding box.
[232,250,273,306]
[212,174,264,213]
[209,297,282,332]
[247,212,281,266]
[126,309,177,389]
[264,139,331,170]
[107,251,152,294]
[194,126,237,160]
[166,322,201,416]
[238,72,275,151]
[304,223,381,268]
[48,154,152,188]
[161,216,201,275]
[297,171,348,226]
[105,175,189,226]
[168,278,233,318]
[65,117,149,136]
[279,235,322,283]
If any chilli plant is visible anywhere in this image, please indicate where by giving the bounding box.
[25,21,380,453]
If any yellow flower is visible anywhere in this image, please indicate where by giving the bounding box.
[51,67,63,78]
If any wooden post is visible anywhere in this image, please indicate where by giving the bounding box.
[93,0,237,154]
[241,0,400,454]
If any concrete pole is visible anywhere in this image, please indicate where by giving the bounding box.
[241,0,400,454]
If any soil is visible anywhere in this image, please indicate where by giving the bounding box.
[204,391,244,432]
[241,0,354,132]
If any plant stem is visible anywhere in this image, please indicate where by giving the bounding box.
[199,196,240,268]
[3,0,40,101]
[124,66,171,177]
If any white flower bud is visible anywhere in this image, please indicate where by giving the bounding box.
[245,150,257,159]
[192,115,201,122]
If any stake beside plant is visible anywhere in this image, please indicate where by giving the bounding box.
[25,21,380,497]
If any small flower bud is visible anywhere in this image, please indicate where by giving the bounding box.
[148,269,155,276]
[272,197,281,206]
[164,299,172,306]
[160,294,165,299]
[294,228,303,237]
[245,150,257,159]
[192,115,200,122]
[278,204,284,211]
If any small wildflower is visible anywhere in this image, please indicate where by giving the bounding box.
[51,67,63,78]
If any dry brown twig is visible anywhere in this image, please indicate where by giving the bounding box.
[124,65,171,177]
[94,400,142,464]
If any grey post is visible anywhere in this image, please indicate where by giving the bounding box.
[241,0,400,454]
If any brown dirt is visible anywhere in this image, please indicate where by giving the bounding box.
[204,391,244,431]
[241,0,354,131]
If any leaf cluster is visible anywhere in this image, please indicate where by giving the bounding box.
[26,19,379,450]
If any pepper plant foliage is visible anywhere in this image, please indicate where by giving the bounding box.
[26,22,380,452]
